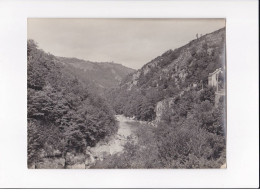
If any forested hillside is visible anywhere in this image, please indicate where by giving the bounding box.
[27,27,226,169]
[58,57,135,94]
[27,40,117,167]
[107,28,225,121]
[103,28,226,168]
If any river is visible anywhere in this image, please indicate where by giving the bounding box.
[88,115,138,161]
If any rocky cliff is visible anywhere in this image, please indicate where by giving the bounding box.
[107,27,226,122]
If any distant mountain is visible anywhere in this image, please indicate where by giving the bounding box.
[107,27,226,121]
[58,57,136,91]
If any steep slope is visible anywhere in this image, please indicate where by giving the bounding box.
[27,40,118,168]
[104,27,226,168]
[58,57,135,91]
[107,27,226,121]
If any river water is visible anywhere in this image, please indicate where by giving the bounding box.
[89,115,138,160]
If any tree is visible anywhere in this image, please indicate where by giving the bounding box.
[27,40,118,165]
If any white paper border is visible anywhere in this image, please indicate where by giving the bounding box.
[0,0,259,188]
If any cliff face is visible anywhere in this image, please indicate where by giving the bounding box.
[107,27,226,122]
[125,27,225,91]
[154,98,175,122]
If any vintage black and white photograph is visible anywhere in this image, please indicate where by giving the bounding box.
[27,18,226,169]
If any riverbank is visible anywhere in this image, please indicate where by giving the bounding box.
[29,115,139,169]
[29,114,226,169]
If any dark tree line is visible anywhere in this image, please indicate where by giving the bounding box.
[97,86,226,168]
[27,40,117,166]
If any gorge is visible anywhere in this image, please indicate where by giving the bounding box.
[28,27,226,169]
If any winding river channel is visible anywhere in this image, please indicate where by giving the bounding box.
[89,115,139,161]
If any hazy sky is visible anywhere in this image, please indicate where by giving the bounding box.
[28,18,225,69]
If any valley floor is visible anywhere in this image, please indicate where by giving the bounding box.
[90,115,138,159]
[32,114,226,169]
[91,115,158,169]
[90,115,142,168]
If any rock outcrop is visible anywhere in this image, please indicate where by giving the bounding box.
[35,158,65,169]
[31,151,96,169]
[155,98,175,123]
[107,27,226,122]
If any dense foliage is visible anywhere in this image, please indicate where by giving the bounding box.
[107,28,225,122]
[58,57,135,94]
[93,86,226,168]
[107,88,158,121]
[100,28,226,168]
[27,40,117,166]
[28,27,226,169]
